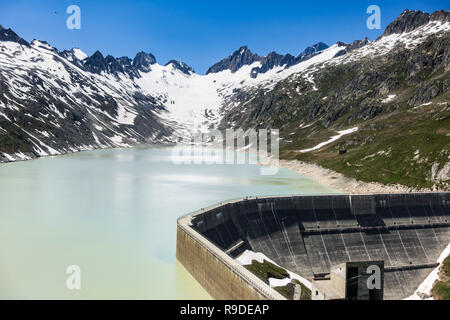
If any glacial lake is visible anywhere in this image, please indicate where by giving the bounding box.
[0,146,335,299]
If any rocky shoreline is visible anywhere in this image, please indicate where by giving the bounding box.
[1,144,446,194]
[265,158,438,194]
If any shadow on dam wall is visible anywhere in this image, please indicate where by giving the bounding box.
[189,193,450,300]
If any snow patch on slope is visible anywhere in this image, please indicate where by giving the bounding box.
[298,127,359,153]
[382,94,397,103]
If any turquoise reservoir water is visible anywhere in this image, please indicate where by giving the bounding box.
[0,146,335,299]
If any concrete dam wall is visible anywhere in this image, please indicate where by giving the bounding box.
[179,193,450,300]
[177,203,285,300]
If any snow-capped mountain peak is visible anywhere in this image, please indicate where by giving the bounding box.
[0,9,449,163]
[72,48,88,61]
[206,45,262,74]
[383,9,450,36]
[206,42,333,79]
[0,24,29,46]
[133,51,157,72]
[164,60,195,75]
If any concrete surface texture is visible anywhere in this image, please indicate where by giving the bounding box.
[190,193,450,300]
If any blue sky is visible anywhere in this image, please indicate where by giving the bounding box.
[0,0,447,73]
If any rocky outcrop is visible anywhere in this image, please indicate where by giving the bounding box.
[250,52,295,78]
[334,38,371,58]
[165,60,195,75]
[83,50,191,78]
[0,25,29,46]
[298,42,329,59]
[83,51,109,74]
[383,9,431,36]
[59,49,87,69]
[207,42,330,78]
[117,56,140,78]
[133,51,156,72]
[206,46,262,74]
[249,42,330,78]
[383,9,450,37]
[84,53,142,77]
[431,162,450,183]
[431,9,450,23]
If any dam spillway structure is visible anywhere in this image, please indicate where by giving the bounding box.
[176,193,450,300]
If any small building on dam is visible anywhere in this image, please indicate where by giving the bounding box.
[176,193,450,300]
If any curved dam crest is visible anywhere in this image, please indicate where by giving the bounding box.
[177,193,450,300]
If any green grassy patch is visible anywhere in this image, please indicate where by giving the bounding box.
[431,255,450,300]
[442,255,450,278]
[273,285,291,299]
[244,259,289,283]
[274,280,311,300]
[431,280,450,300]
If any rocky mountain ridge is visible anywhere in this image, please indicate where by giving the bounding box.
[218,10,450,189]
[383,9,450,36]
[207,42,331,78]
[0,9,448,190]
